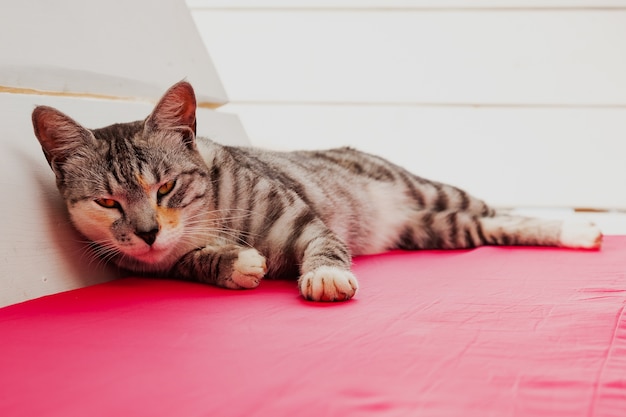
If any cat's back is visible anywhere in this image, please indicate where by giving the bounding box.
[213,144,402,187]
[197,141,420,217]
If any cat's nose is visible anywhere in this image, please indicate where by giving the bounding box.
[135,228,159,246]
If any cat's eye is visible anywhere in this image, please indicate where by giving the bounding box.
[95,198,120,209]
[157,180,176,197]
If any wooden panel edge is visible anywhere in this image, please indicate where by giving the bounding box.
[0,85,224,109]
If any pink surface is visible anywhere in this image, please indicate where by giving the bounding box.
[1,237,626,417]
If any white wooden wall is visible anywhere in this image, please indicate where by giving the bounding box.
[0,0,228,105]
[0,0,249,307]
[188,0,626,209]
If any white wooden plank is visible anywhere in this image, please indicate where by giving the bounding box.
[187,0,626,9]
[0,0,228,105]
[0,92,249,307]
[191,10,626,105]
[222,103,626,209]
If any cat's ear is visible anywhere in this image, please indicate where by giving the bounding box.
[32,106,95,174]
[144,81,197,148]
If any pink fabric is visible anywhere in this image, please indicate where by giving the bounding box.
[1,237,625,417]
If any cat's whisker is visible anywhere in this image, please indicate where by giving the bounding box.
[180,230,250,249]
[183,222,260,240]
[81,246,117,272]
[95,247,120,264]
[90,244,120,266]
[183,224,260,245]
[181,226,257,249]
[74,245,104,271]
[182,216,262,237]
[185,210,258,225]
[186,207,276,225]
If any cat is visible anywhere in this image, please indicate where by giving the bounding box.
[32,81,602,302]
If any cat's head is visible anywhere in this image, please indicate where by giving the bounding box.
[32,81,212,272]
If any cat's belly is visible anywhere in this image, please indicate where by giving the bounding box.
[344,181,416,256]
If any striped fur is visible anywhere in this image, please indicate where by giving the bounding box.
[32,81,602,302]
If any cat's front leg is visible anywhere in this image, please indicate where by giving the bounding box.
[297,234,359,302]
[299,266,359,302]
[172,245,267,290]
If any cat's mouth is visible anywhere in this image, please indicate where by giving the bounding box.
[121,230,187,267]
[127,245,173,265]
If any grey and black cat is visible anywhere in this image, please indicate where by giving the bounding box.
[32,81,602,301]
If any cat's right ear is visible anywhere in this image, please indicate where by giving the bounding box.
[144,81,197,149]
[32,106,94,174]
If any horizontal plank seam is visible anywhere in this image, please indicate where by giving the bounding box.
[501,207,626,213]
[227,100,626,109]
[189,7,626,12]
[0,86,222,110]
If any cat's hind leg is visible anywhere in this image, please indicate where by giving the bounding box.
[480,215,602,249]
[395,210,602,250]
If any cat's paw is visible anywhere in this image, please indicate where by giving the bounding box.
[231,249,267,289]
[559,220,603,249]
[299,266,359,302]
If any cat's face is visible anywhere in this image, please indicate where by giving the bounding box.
[32,82,212,272]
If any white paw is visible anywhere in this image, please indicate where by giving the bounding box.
[559,220,603,249]
[232,249,267,289]
[299,266,359,302]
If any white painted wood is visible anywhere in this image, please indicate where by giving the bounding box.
[222,103,626,209]
[187,0,626,9]
[190,10,626,105]
[0,92,248,307]
[189,2,626,209]
[0,0,227,105]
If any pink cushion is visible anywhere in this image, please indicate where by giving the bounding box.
[1,237,625,416]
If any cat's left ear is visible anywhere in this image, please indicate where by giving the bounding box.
[145,81,197,149]
[32,106,96,176]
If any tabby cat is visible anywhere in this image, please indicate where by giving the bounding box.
[32,81,602,301]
